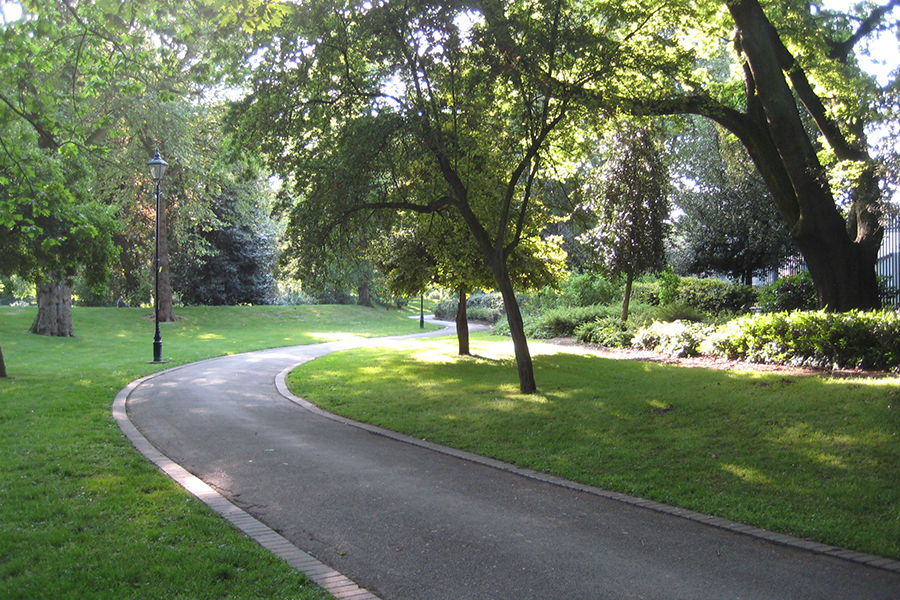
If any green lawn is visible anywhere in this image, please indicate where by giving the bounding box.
[287,333,900,560]
[0,305,433,600]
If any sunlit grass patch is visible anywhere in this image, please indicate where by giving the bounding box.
[1,303,424,600]
[288,332,900,560]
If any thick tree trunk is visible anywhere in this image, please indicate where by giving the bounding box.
[156,190,176,322]
[357,282,371,306]
[455,285,470,356]
[634,0,883,311]
[727,0,882,311]
[0,344,7,378]
[742,269,753,287]
[30,281,74,337]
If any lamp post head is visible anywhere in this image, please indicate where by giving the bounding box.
[147,150,168,182]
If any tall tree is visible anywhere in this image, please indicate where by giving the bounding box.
[171,173,278,306]
[0,1,130,334]
[579,124,669,321]
[1,0,172,330]
[670,119,796,284]
[625,0,898,310]
[1,0,268,330]
[0,136,118,335]
[230,0,620,392]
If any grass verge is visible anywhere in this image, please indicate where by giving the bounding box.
[0,305,433,600]
[287,333,900,560]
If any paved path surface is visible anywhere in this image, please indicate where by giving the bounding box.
[117,322,900,600]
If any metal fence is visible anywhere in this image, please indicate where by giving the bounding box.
[770,217,900,306]
[878,217,900,305]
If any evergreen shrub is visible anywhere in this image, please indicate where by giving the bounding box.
[434,291,505,322]
[757,270,816,313]
[632,320,714,357]
[523,304,622,338]
[673,277,755,314]
[560,272,620,307]
[571,305,661,348]
[574,317,634,347]
[704,310,900,370]
[433,297,458,320]
[653,303,705,323]
[630,281,660,305]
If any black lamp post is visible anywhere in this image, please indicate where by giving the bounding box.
[147,150,168,363]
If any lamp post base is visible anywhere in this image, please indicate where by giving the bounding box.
[152,333,164,364]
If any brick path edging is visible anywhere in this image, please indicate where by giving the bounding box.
[274,366,900,576]
[113,369,381,600]
[112,351,899,600]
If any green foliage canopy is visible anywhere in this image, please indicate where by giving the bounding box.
[228,0,657,391]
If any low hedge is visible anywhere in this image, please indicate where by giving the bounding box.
[674,277,756,314]
[632,320,715,358]
[572,309,900,371]
[434,292,506,323]
[704,309,900,370]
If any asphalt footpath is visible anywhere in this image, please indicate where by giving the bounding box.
[117,320,900,600]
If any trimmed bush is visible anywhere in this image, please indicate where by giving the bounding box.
[673,277,756,315]
[704,310,900,370]
[434,291,506,322]
[628,276,754,315]
[758,270,816,313]
[433,297,458,320]
[466,307,505,323]
[653,303,705,323]
[633,320,714,357]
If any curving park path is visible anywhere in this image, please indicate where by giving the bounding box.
[115,320,900,600]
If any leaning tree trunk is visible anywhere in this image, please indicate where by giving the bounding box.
[455,285,470,356]
[30,281,74,337]
[727,0,882,311]
[490,259,536,394]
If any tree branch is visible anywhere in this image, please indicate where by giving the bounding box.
[760,15,869,160]
[827,0,900,63]
[0,93,60,150]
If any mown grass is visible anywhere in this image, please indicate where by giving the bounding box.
[287,333,900,560]
[0,305,433,600]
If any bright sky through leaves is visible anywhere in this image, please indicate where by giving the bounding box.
[0,1,21,23]
[821,0,899,85]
